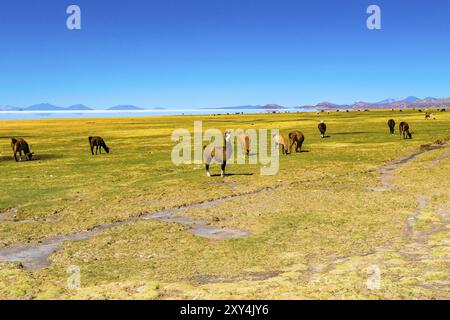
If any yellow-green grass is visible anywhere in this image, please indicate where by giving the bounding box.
[0,109,449,299]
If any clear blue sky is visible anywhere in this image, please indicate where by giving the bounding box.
[1,0,449,108]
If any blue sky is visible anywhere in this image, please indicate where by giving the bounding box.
[1,0,449,108]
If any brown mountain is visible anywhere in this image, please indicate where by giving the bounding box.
[262,104,285,110]
[304,97,450,110]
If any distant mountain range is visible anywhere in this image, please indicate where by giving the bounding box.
[220,98,449,111]
[218,104,286,110]
[107,105,143,110]
[217,105,262,110]
[296,96,449,110]
[0,104,154,111]
[1,97,449,112]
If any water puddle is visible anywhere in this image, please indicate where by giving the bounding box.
[141,199,249,240]
[0,190,266,270]
[0,221,133,270]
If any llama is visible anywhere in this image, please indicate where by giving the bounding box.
[88,136,110,155]
[425,112,435,120]
[318,121,327,138]
[238,132,250,156]
[399,122,412,139]
[11,138,33,162]
[272,134,289,155]
[203,131,233,177]
[288,131,305,153]
[388,119,396,134]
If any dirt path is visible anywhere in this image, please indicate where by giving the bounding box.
[367,141,446,192]
[0,186,281,270]
[295,139,450,297]
[179,139,450,296]
[0,168,369,270]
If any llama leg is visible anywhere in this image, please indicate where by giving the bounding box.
[19,150,22,161]
[90,146,94,155]
[96,145,99,155]
[221,161,226,177]
[14,151,18,162]
[205,157,211,177]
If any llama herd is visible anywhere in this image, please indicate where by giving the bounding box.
[387,119,413,139]
[9,135,109,162]
[203,129,307,177]
[5,112,425,179]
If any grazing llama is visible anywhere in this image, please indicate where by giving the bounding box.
[11,138,33,162]
[203,131,233,177]
[88,136,110,155]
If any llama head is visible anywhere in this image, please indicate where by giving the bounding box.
[26,152,34,161]
[224,131,232,142]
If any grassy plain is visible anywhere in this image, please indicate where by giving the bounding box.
[0,109,449,299]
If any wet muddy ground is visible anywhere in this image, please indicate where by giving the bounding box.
[0,186,279,270]
[1,139,448,288]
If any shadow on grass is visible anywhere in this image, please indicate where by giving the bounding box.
[333,132,375,135]
[0,154,63,163]
[0,135,34,139]
[209,173,254,177]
